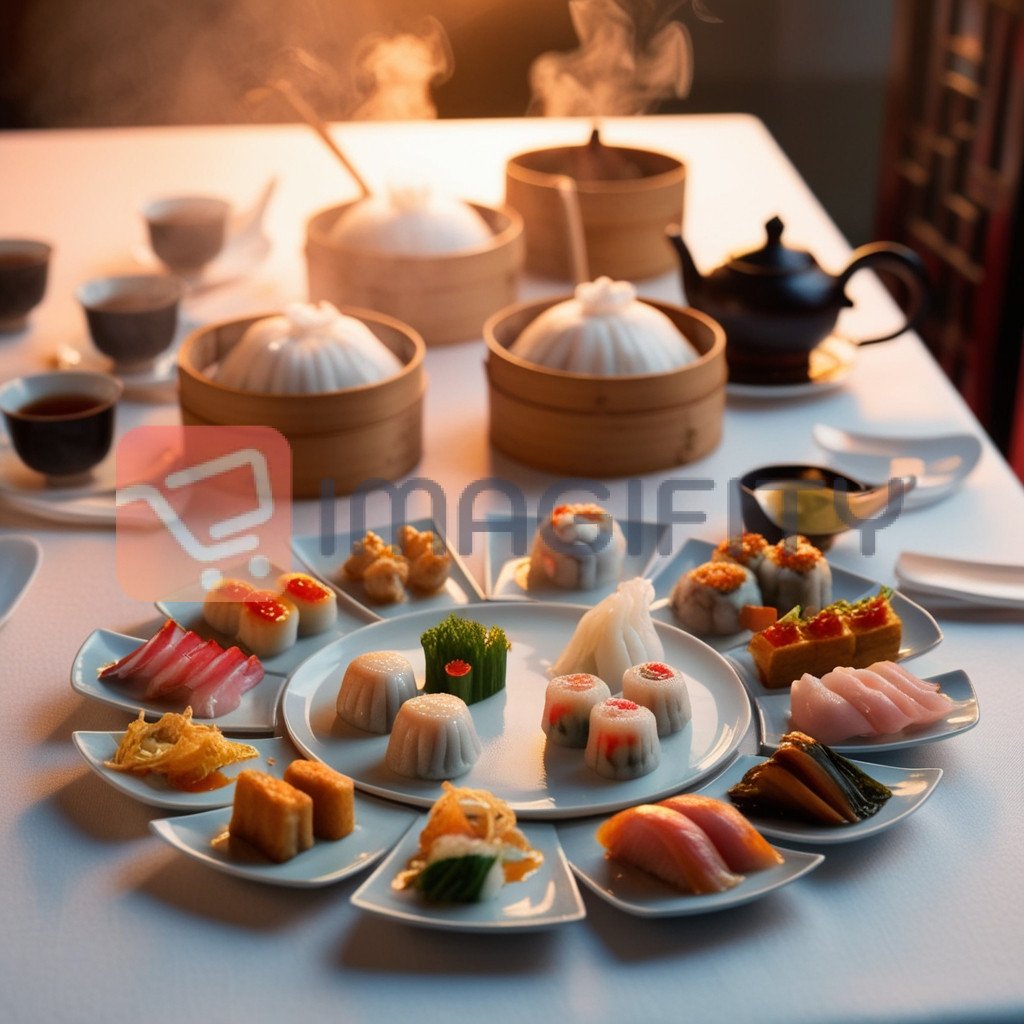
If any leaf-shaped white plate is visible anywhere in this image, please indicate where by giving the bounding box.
[291,517,485,622]
[0,535,41,629]
[895,551,1024,610]
[484,514,669,606]
[351,818,585,932]
[755,669,979,754]
[73,731,299,811]
[149,794,416,888]
[70,628,286,735]
[691,752,942,843]
[556,817,822,917]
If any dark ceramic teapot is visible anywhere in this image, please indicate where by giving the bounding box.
[666,216,929,384]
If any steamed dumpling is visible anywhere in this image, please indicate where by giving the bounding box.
[509,277,699,375]
[215,301,403,394]
[328,185,493,255]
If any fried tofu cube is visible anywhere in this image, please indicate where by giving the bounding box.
[229,770,313,863]
[283,760,355,841]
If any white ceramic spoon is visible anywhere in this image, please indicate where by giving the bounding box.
[0,535,42,628]
[895,551,1024,610]
[812,424,981,510]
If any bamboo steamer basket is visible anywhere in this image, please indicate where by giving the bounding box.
[178,309,425,498]
[305,202,524,346]
[485,298,726,476]
[504,144,685,281]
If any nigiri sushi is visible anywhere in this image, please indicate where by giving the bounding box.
[658,794,783,871]
[585,698,660,781]
[551,577,663,685]
[277,572,337,636]
[670,561,762,636]
[542,672,612,748]
[621,662,691,737]
[596,804,742,894]
[528,503,626,591]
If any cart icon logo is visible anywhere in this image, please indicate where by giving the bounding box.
[114,425,292,602]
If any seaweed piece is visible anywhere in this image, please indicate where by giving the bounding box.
[420,613,510,704]
[415,853,501,903]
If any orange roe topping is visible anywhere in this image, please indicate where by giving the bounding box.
[210,579,253,602]
[638,663,674,681]
[551,502,611,524]
[768,535,823,573]
[849,596,890,630]
[803,610,845,639]
[558,673,602,691]
[445,659,472,677]
[604,698,640,712]
[690,561,749,593]
[244,590,292,623]
[762,620,801,647]
[715,532,768,565]
[283,574,331,603]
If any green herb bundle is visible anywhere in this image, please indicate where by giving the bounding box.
[420,613,511,704]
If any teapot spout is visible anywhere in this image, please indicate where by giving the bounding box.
[665,224,704,301]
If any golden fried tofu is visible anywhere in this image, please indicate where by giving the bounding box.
[283,760,355,841]
[229,770,313,863]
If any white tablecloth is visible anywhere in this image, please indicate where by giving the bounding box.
[1,116,1022,1024]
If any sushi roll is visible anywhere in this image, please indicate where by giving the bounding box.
[621,662,692,737]
[336,650,418,734]
[712,531,770,579]
[386,693,483,780]
[585,698,660,781]
[237,589,299,658]
[670,561,762,636]
[277,572,338,636]
[528,503,626,591]
[760,535,832,614]
[542,673,612,748]
[414,834,506,903]
[202,577,255,636]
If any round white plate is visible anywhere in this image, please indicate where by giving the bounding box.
[291,517,485,624]
[755,668,979,753]
[73,731,300,811]
[691,752,943,844]
[281,602,752,820]
[351,818,586,932]
[70,628,287,735]
[149,794,416,888]
[0,535,41,628]
[556,817,822,917]
[726,337,855,399]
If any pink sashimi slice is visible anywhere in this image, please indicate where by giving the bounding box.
[98,620,185,680]
[187,648,265,718]
[867,662,954,714]
[790,672,873,744]
[852,668,951,725]
[820,667,917,735]
[144,636,224,701]
[658,794,783,872]
[139,630,209,699]
[596,804,743,894]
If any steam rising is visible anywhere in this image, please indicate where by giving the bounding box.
[529,0,718,117]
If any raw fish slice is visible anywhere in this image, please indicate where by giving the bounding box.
[188,648,265,718]
[98,620,185,680]
[821,667,916,735]
[790,672,873,744]
[596,804,742,894]
[852,667,948,724]
[140,632,211,699]
[867,662,954,715]
[658,794,783,871]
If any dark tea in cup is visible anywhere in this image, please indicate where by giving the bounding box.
[0,239,52,332]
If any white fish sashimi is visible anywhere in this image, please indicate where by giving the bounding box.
[867,662,955,716]
[790,672,873,744]
[821,667,917,735]
[551,578,662,685]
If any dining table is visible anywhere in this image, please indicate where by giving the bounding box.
[1,114,1022,1024]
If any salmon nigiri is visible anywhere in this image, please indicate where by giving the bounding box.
[596,804,742,894]
[658,794,783,872]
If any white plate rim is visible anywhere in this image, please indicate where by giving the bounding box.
[0,534,42,628]
[895,551,1024,609]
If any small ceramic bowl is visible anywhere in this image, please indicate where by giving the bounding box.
[737,463,915,550]
[76,274,184,371]
[143,195,231,277]
[0,371,123,481]
[0,239,52,332]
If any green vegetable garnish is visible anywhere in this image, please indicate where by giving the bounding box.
[420,613,511,704]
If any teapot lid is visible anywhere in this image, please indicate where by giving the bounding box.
[732,216,816,273]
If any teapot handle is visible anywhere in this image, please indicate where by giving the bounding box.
[836,242,930,346]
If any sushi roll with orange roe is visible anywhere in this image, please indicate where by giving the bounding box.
[585,698,660,781]
[277,572,337,636]
[760,535,832,615]
[670,561,762,636]
[237,589,299,659]
[202,577,255,636]
[712,531,770,576]
[542,673,612,748]
[621,662,691,737]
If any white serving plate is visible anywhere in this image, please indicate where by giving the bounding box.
[291,517,485,624]
[149,794,416,888]
[755,668,979,754]
[71,628,287,735]
[0,535,41,629]
[651,538,943,668]
[691,752,943,844]
[281,602,752,820]
[812,424,982,510]
[556,817,822,917]
[484,514,669,605]
[156,563,353,676]
[73,731,300,811]
[895,551,1024,610]
[351,818,585,932]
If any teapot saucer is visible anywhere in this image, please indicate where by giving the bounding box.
[726,336,855,399]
